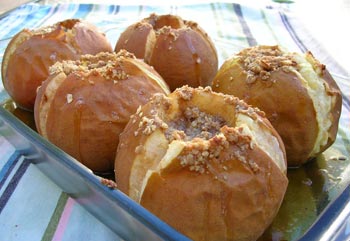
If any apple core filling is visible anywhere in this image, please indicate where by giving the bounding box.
[165,106,227,142]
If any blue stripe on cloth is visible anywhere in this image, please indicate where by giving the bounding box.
[0,157,30,214]
[19,6,54,30]
[0,4,46,39]
[42,4,79,26]
[27,5,60,30]
[110,5,120,15]
[278,10,307,53]
[232,3,257,46]
[74,4,93,19]
[0,150,21,190]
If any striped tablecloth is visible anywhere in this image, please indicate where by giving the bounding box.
[0,137,120,240]
[0,1,349,241]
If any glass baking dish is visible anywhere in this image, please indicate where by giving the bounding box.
[0,89,350,241]
[1,1,350,240]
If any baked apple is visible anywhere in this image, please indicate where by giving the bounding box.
[212,45,342,166]
[2,19,113,110]
[115,86,288,241]
[34,50,170,173]
[115,13,218,91]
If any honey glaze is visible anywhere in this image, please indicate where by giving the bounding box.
[258,147,350,241]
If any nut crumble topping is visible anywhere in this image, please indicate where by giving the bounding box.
[134,113,169,136]
[177,125,257,175]
[238,45,298,84]
[49,51,135,82]
[159,98,258,175]
[178,137,226,174]
[176,86,193,100]
[34,19,78,36]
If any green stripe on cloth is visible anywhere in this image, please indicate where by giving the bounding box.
[41,192,69,241]
[260,9,280,45]
[209,4,225,41]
